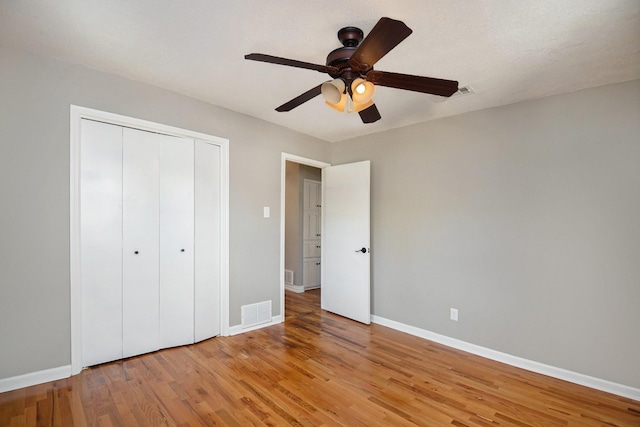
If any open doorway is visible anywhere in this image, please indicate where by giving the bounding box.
[280,154,330,317]
[285,161,322,293]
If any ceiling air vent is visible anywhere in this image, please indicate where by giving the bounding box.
[457,85,473,95]
[428,85,474,102]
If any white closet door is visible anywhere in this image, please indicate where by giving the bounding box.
[122,128,160,358]
[304,180,322,210]
[159,136,195,348]
[303,212,321,239]
[80,119,123,366]
[194,140,221,341]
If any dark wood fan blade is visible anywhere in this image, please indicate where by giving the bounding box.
[367,70,458,97]
[358,103,381,123]
[275,84,323,112]
[348,17,412,72]
[245,53,338,74]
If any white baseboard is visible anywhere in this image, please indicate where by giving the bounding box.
[371,315,640,401]
[2,315,286,392]
[229,313,284,336]
[285,284,305,293]
[7,318,636,402]
[0,365,71,393]
[2,313,283,392]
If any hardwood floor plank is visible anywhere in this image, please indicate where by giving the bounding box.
[214,408,244,426]
[1,289,639,426]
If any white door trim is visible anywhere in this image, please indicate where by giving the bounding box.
[280,153,330,319]
[70,105,230,375]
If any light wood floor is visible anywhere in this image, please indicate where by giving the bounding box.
[1,289,639,426]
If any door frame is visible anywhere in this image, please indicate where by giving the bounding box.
[70,105,230,375]
[280,153,330,317]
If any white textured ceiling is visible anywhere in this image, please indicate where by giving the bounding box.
[1,1,639,142]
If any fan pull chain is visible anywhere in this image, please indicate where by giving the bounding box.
[345,94,354,113]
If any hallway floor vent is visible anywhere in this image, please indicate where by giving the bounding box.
[241,300,272,328]
[285,270,294,285]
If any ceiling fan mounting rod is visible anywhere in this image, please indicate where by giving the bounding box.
[337,26,364,47]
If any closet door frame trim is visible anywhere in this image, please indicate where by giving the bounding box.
[70,105,229,375]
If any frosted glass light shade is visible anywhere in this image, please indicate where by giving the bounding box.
[351,78,375,104]
[325,93,346,112]
[353,99,374,113]
[321,79,346,104]
[326,94,371,113]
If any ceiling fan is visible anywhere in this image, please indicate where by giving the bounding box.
[245,17,459,124]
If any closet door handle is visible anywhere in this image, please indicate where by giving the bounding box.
[134,251,139,255]
[181,249,185,252]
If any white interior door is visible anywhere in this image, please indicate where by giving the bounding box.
[159,136,195,348]
[80,119,123,366]
[74,107,228,373]
[321,160,371,324]
[122,128,160,358]
[194,140,222,341]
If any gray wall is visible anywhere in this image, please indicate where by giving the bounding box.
[2,41,639,390]
[332,79,640,389]
[0,44,330,379]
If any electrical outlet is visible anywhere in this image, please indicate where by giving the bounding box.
[450,308,459,321]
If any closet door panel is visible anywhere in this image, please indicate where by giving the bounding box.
[159,136,195,348]
[80,119,123,366]
[303,212,320,239]
[122,128,160,358]
[194,140,221,341]
[304,180,321,211]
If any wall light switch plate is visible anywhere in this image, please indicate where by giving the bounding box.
[263,206,270,218]
[450,308,459,321]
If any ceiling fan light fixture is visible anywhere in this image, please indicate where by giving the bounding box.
[351,78,375,104]
[325,93,346,112]
[353,99,374,113]
[326,93,371,114]
[321,79,346,104]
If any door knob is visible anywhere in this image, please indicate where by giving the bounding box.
[181,249,185,252]
[355,248,367,253]
[134,251,139,254]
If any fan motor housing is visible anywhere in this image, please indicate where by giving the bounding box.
[326,26,367,83]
